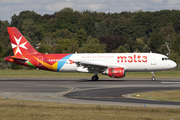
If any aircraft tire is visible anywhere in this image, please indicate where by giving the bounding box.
[151,77,156,81]
[92,76,99,81]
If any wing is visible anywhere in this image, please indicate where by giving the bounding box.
[76,61,107,67]
[75,61,125,73]
[75,61,107,73]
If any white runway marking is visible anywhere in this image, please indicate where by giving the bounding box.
[162,82,180,84]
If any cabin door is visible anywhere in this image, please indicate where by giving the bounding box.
[37,56,43,66]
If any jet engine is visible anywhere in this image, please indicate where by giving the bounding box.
[103,67,125,78]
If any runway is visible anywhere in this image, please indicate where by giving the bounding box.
[0,78,180,108]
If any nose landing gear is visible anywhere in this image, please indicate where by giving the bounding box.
[151,72,156,81]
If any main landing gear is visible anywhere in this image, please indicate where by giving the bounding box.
[92,71,99,81]
[151,72,156,81]
[92,75,99,81]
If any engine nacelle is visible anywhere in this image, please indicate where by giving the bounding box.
[103,67,125,78]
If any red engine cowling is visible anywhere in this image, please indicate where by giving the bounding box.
[108,67,125,78]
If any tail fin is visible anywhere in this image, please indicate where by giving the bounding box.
[7,27,39,56]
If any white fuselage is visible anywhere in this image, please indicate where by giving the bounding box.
[59,53,177,73]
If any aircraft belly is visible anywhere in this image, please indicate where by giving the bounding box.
[125,62,159,71]
[126,63,169,72]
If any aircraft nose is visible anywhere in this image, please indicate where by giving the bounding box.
[171,61,177,68]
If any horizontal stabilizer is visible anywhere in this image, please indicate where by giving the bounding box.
[10,56,28,61]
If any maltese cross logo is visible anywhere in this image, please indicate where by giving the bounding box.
[11,36,28,55]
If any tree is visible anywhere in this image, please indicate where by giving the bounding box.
[135,38,145,52]
[52,29,73,39]
[112,45,127,53]
[143,35,149,45]
[11,14,21,28]
[108,19,122,34]
[11,63,23,70]
[158,44,169,55]
[132,26,145,40]
[54,39,78,53]
[159,23,175,43]
[79,38,106,53]
[0,23,10,55]
[173,21,180,34]
[169,51,180,63]
[124,44,130,52]
[154,14,168,29]
[98,34,126,52]
[35,25,44,41]
[0,27,9,46]
[37,44,52,54]
[0,42,4,58]
[131,12,153,35]
[172,34,180,55]
[55,8,78,32]
[79,14,97,37]
[18,10,40,21]
[0,20,4,27]
[149,33,164,52]
[21,19,36,38]
[11,10,40,29]
[4,8,180,56]
[75,28,87,46]
[143,45,150,52]
[96,21,107,36]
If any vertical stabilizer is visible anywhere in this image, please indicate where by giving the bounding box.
[7,27,39,56]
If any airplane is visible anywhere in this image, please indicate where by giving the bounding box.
[4,27,177,81]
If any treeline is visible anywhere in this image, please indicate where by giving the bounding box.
[1,8,180,68]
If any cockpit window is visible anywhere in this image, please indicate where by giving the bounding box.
[162,57,170,61]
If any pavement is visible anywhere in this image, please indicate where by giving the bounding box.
[0,78,180,108]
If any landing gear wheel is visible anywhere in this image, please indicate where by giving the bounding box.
[151,77,156,81]
[151,72,156,81]
[92,76,99,81]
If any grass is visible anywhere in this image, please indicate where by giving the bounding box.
[0,69,179,78]
[0,98,180,120]
[126,71,180,78]
[0,69,94,78]
[131,90,180,102]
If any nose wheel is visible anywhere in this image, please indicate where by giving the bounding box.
[151,77,156,81]
[151,72,156,81]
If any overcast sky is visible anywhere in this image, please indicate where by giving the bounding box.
[0,0,180,22]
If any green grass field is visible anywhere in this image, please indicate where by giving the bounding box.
[0,98,180,120]
[0,69,179,78]
[131,90,180,102]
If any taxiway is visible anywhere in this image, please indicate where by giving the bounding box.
[0,78,180,108]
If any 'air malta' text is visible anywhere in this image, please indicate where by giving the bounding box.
[117,55,147,63]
